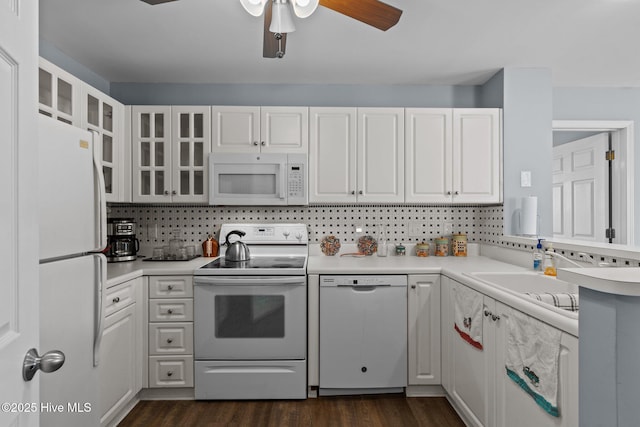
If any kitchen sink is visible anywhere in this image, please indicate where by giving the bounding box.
[466,272,578,294]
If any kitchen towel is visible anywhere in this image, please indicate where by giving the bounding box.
[452,282,483,350]
[525,292,579,312]
[505,308,562,417]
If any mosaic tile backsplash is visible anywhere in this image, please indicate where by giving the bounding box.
[108,204,504,254]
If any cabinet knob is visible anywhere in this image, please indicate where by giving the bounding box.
[166,338,173,344]
[164,190,169,195]
[253,141,259,146]
[454,191,460,195]
[261,141,265,146]
[358,190,363,195]
[166,371,173,377]
[167,285,173,291]
[112,297,120,303]
[447,191,452,195]
[492,314,501,322]
[172,190,177,195]
[411,284,416,289]
[484,309,491,317]
[167,309,174,314]
[351,191,355,195]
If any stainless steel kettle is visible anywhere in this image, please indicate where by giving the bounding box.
[223,230,251,262]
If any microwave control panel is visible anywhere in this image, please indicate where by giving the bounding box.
[287,154,308,205]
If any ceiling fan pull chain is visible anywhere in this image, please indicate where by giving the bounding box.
[275,33,285,58]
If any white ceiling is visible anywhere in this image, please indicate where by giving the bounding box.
[39,0,640,87]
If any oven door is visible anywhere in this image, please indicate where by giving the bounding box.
[208,153,287,205]
[194,275,306,360]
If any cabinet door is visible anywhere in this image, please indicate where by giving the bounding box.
[261,106,308,153]
[493,302,578,427]
[99,303,137,427]
[171,106,211,203]
[408,275,441,385]
[131,106,172,202]
[38,57,81,126]
[211,106,260,152]
[357,108,405,203]
[405,108,453,203]
[452,109,502,203]
[448,280,495,427]
[82,85,125,202]
[309,107,357,202]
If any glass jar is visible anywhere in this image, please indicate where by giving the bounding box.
[415,242,429,257]
[395,244,406,256]
[377,225,388,257]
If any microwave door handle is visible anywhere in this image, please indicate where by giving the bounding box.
[279,163,286,200]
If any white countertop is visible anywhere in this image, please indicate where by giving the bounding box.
[558,267,640,296]
[107,256,217,287]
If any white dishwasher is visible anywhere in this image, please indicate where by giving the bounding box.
[319,275,407,396]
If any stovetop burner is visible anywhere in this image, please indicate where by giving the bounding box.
[200,256,306,270]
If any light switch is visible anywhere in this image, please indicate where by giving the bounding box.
[520,171,532,187]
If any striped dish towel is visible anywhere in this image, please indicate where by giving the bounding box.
[525,292,579,312]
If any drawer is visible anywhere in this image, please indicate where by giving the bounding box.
[148,355,194,388]
[104,279,136,316]
[149,276,193,298]
[149,322,194,355]
[149,299,193,322]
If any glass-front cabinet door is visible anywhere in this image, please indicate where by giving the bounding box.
[38,58,81,126]
[131,106,172,203]
[82,86,125,202]
[171,106,211,203]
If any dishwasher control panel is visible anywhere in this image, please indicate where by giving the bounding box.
[320,275,407,287]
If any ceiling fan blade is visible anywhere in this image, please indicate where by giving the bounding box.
[263,1,287,58]
[140,0,179,5]
[319,0,402,31]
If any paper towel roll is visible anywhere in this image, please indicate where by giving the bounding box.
[521,196,538,236]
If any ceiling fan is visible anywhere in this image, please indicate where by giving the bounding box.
[141,0,403,59]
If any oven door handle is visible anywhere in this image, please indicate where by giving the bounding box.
[195,276,306,286]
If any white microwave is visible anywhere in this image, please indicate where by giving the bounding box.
[209,153,308,206]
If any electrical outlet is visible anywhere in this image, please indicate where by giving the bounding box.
[442,221,454,236]
[353,224,364,234]
[408,221,422,238]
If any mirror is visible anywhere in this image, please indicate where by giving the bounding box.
[551,120,634,246]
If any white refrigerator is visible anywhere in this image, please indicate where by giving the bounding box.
[38,116,107,427]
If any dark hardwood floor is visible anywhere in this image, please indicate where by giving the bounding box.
[118,395,465,427]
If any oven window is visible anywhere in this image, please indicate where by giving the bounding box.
[215,295,285,338]
[218,174,276,195]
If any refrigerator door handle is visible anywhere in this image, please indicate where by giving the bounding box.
[91,130,108,251]
[93,253,106,367]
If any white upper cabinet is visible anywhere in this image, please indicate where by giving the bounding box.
[211,106,308,153]
[309,107,404,203]
[81,85,127,202]
[131,106,211,203]
[406,108,502,204]
[38,57,81,126]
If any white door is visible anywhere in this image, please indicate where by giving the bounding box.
[0,1,40,426]
[405,108,453,203]
[552,133,607,241]
[357,108,405,203]
[261,107,309,153]
[211,106,260,152]
[309,107,357,202]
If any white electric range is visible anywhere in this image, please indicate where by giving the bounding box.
[193,223,308,400]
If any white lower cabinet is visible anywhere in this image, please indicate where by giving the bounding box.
[99,277,143,427]
[147,275,194,388]
[441,276,578,427]
[407,274,441,386]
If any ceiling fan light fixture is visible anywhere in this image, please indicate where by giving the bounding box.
[291,0,319,18]
[269,0,296,33]
[240,0,268,16]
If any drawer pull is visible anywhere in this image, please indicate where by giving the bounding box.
[484,309,491,317]
[166,371,173,377]
[167,309,174,315]
[112,297,120,303]
[167,285,174,291]
[166,338,173,344]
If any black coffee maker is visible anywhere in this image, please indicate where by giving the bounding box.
[105,218,139,262]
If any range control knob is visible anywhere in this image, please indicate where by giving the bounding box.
[282,230,290,239]
[295,233,303,241]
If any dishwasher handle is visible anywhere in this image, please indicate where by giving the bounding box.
[338,283,391,291]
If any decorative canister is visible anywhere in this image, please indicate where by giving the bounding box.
[452,233,468,257]
[415,242,430,257]
[435,237,449,257]
[395,244,406,256]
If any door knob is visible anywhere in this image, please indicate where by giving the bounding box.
[22,348,65,381]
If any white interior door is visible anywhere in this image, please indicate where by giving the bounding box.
[552,133,608,241]
[0,1,40,426]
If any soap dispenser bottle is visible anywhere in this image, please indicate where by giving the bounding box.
[542,243,557,276]
[533,238,544,271]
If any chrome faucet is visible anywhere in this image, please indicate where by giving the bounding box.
[544,251,584,268]
[545,251,610,268]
